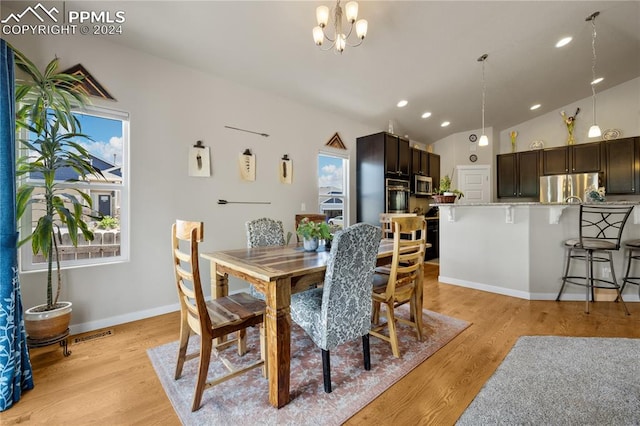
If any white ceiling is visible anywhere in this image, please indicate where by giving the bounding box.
[69,1,640,142]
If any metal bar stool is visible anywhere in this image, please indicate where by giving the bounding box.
[621,239,640,298]
[556,204,634,314]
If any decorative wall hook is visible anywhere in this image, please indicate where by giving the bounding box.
[239,149,256,181]
[188,140,210,177]
[280,154,292,184]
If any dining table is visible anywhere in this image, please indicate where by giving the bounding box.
[201,238,417,408]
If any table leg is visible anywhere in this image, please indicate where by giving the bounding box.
[266,276,292,408]
[415,264,425,339]
[211,261,229,345]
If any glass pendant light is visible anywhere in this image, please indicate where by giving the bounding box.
[478,54,489,147]
[587,12,602,138]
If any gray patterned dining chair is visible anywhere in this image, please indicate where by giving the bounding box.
[289,222,382,393]
[245,217,286,299]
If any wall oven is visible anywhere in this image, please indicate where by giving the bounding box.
[414,175,433,196]
[385,178,410,213]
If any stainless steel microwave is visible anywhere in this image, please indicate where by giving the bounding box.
[414,175,433,196]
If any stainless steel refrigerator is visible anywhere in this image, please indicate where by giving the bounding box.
[539,173,600,203]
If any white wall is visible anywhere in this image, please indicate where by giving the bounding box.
[7,34,378,333]
[431,126,495,189]
[499,77,640,154]
[431,78,640,200]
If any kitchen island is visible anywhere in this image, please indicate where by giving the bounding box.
[435,202,640,301]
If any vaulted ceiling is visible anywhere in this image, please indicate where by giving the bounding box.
[51,1,640,142]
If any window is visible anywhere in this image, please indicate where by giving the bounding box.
[318,152,348,229]
[19,106,129,272]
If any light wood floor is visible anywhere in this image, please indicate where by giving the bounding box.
[3,264,640,425]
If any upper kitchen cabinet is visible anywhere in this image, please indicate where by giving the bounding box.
[411,148,428,175]
[497,150,540,198]
[357,132,410,179]
[604,137,639,195]
[411,148,440,181]
[384,133,411,177]
[428,152,440,188]
[541,142,601,175]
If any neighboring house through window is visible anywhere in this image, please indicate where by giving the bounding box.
[19,106,129,272]
[318,152,348,229]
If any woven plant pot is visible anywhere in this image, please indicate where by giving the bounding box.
[432,195,457,204]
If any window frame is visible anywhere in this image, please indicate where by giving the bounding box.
[18,105,130,273]
[318,150,349,227]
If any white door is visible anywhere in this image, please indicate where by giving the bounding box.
[457,166,491,204]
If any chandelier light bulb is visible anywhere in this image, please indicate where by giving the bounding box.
[316,5,329,27]
[336,34,346,52]
[355,19,368,39]
[345,1,358,23]
[313,26,324,45]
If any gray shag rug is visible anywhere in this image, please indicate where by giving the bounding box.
[457,336,640,425]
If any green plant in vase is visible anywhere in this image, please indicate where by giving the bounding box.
[296,217,331,251]
[433,175,464,201]
[12,45,103,339]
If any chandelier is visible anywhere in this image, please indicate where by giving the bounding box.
[586,11,602,138]
[477,53,489,147]
[312,1,368,53]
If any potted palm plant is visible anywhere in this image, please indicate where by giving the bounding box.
[13,46,102,340]
[296,217,331,251]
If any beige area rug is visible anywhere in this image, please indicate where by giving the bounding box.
[147,307,469,425]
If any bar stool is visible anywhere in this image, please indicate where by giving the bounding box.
[621,239,640,298]
[556,204,634,314]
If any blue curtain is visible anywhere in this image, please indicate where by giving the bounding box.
[0,39,34,411]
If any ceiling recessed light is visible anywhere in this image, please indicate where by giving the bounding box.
[397,100,408,108]
[530,104,541,110]
[555,36,572,48]
[591,77,604,85]
[421,112,432,119]
[441,121,450,127]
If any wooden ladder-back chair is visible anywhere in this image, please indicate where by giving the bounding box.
[370,216,427,358]
[172,220,267,411]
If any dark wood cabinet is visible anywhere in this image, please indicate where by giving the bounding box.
[356,132,411,225]
[411,149,428,175]
[428,153,440,188]
[410,148,440,192]
[383,133,410,178]
[497,151,540,198]
[542,142,601,175]
[604,137,639,194]
[424,219,439,261]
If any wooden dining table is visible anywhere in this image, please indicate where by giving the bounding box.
[201,238,411,408]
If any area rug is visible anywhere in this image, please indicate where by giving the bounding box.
[457,336,640,425]
[148,307,469,425]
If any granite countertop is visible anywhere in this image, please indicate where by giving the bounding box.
[432,201,639,207]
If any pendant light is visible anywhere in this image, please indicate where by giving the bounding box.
[587,11,602,138]
[478,54,489,146]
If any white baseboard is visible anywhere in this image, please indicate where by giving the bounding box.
[439,276,640,302]
[69,302,180,335]
[438,276,532,300]
[68,289,248,335]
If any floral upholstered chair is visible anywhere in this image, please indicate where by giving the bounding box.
[246,217,286,248]
[245,217,286,299]
[289,223,381,393]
